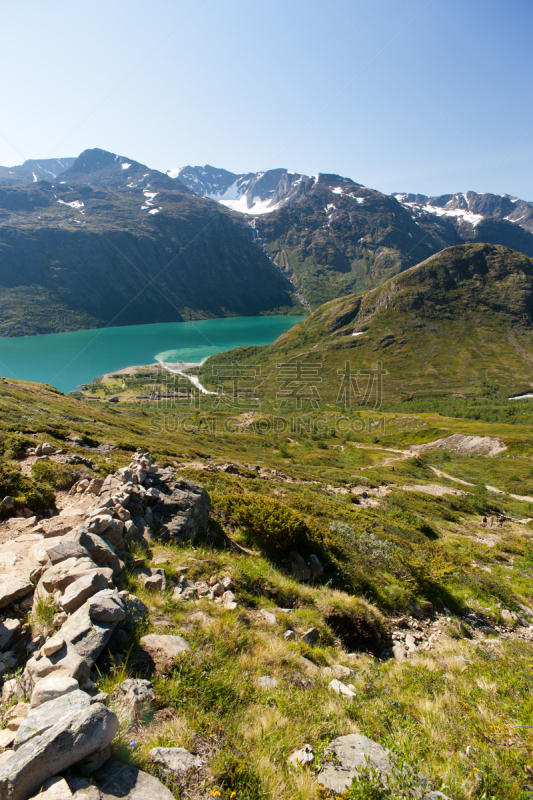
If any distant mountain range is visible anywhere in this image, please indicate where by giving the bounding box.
[172,165,533,307]
[1,150,533,336]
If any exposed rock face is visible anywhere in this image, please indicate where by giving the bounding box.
[152,479,210,543]
[0,702,118,800]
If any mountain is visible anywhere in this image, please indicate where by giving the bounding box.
[0,157,75,185]
[200,244,533,402]
[0,149,300,336]
[172,164,314,214]
[173,165,533,310]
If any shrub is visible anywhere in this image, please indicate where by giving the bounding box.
[213,492,324,555]
[31,460,87,490]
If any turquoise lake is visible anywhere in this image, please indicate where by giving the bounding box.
[0,316,304,394]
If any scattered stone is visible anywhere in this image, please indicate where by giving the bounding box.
[140,634,192,672]
[30,676,79,708]
[298,656,320,676]
[1,496,14,510]
[6,702,30,732]
[149,746,203,776]
[323,665,351,680]
[288,744,314,767]
[211,581,225,596]
[284,629,297,641]
[301,627,319,646]
[0,702,118,800]
[328,679,356,698]
[261,610,277,626]
[258,676,278,689]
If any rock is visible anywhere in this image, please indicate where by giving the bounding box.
[284,630,297,641]
[323,665,351,680]
[30,676,79,708]
[60,573,109,614]
[211,581,225,596]
[0,702,118,800]
[135,567,166,591]
[0,619,21,650]
[149,746,203,776]
[152,478,210,543]
[224,601,238,611]
[140,634,192,672]
[114,678,155,726]
[42,637,65,657]
[288,744,314,767]
[88,595,126,622]
[2,496,14,510]
[47,542,91,566]
[73,758,175,800]
[119,592,148,631]
[41,444,56,455]
[258,676,278,689]
[221,576,234,591]
[144,574,165,591]
[261,610,277,626]
[298,656,320,676]
[318,734,404,794]
[0,552,34,608]
[392,642,407,662]
[59,593,119,664]
[87,478,104,495]
[25,643,90,691]
[6,703,30,731]
[0,728,15,749]
[29,777,73,799]
[301,627,319,646]
[290,551,311,581]
[308,554,324,580]
[328,679,356,698]
[14,690,92,748]
[75,744,112,777]
[81,533,116,565]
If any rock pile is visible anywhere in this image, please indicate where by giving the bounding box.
[0,450,208,799]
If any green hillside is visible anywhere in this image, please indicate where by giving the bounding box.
[200,243,533,403]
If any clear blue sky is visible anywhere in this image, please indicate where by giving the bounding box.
[1,0,532,198]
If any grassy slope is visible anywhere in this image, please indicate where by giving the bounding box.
[2,350,533,797]
[199,243,533,402]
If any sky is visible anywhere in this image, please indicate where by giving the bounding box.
[0,0,532,199]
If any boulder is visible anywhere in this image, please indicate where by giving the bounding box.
[59,594,119,664]
[60,573,109,614]
[308,554,324,580]
[24,644,90,691]
[46,542,91,566]
[290,551,311,581]
[88,594,126,622]
[30,676,79,708]
[152,478,210,543]
[140,634,192,672]
[0,552,35,608]
[42,637,65,657]
[14,689,92,748]
[29,776,73,798]
[0,619,21,651]
[69,758,175,800]
[0,703,118,800]
[149,746,203,776]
